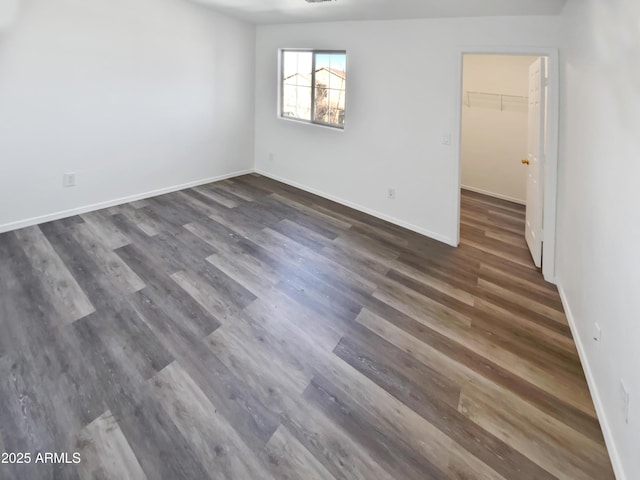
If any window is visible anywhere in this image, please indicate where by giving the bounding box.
[280,49,347,129]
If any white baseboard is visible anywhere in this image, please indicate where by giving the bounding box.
[557,281,626,480]
[2,167,455,248]
[461,184,526,205]
[255,169,455,246]
[0,169,254,234]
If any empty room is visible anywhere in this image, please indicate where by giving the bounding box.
[0,0,637,479]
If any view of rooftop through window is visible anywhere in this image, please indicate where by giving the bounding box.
[281,50,346,128]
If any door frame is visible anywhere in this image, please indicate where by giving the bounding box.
[452,46,559,284]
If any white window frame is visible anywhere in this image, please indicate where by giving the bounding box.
[279,49,347,130]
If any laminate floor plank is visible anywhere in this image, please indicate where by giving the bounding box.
[39,221,135,316]
[207,202,269,239]
[477,278,567,324]
[272,217,338,251]
[111,203,162,237]
[115,244,221,336]
[373,279,473,330]
[267,192,352,232]
[206,252,276,297]
[0,178,613,480]
[263,195,345,240]
[259,226,378,294]
[234,200,287,230]
[275,271,362,327]
[0,230,124,427]
[222,294,338,385]
[206,323,397,480]
[129,290,279,452]
[383,268,583,383]
[386,265,476,306]
[461,237,535,269]
[204,324,312,411]
[0,232,67,356]
[458,382,614,480]
[244,292,344,353]
[333,229,402,261]
[170,268,254,324]
[358,298,604,440]
[475,287,573,337]
[144,195,203,230]
[473,297,575,350]
[478,263,563,305]
[185,220,281,285]
[311,353,497,480]
[71,316,216,480]
[262,425,337,480]
[396,248,480,292]
[484,227,529,248]
[178,339,281,452]
[336,322,462,408]
[470,300,582,376]
[270,200,355,241]
[192,185,240,209]
[321,237,394,276]
[0,353,84,480]
[70,223,146,294]
[228,176,275,199]
[206,183,253,206]
[461,212,524,236]
[14,226,95,324]
[334,324,557,480]
[461,189,526,213]
[303,376,448,480]
[217,178,263,202]
[149,362,275,480]
[80,210,131,250]
[129,199,150,209]
[74,410,147,480]
[78,305,174,381]
[172,190,227,218]
[220,228,365,328]
[110,214,187,274]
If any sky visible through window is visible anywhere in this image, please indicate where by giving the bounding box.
[282,52,346,79]
[316,53,346,73]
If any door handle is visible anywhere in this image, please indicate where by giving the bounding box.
[521,159,530,165]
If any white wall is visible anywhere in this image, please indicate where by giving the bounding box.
[254,16,562,245]
[558,0,640,479]
[461,54,537,204]
[0,0,20,30]
[0,0,255,231]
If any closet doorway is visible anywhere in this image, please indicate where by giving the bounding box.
[453,48,559,283]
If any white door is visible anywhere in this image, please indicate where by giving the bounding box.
[525,57,546,268]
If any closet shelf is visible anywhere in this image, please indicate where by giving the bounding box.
[464,91,528,111]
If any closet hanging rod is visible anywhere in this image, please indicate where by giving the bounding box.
[464,91,528,111]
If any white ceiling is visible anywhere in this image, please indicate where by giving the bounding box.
[191,0,567,25]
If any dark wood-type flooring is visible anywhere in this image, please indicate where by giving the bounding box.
[0,175,614,479]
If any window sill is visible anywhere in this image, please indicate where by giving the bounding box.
[278,116,345,132]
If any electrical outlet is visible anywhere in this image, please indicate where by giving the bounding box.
[620,380,630,424]
[63,172,76,187]
[593,322,601,342]
[268,153,274,162]
[387,188,396,200]
[442,133,452,146]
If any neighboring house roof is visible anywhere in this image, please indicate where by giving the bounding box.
[284,67,345,83]
[317,67,345,80]
[284,72,310,82]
